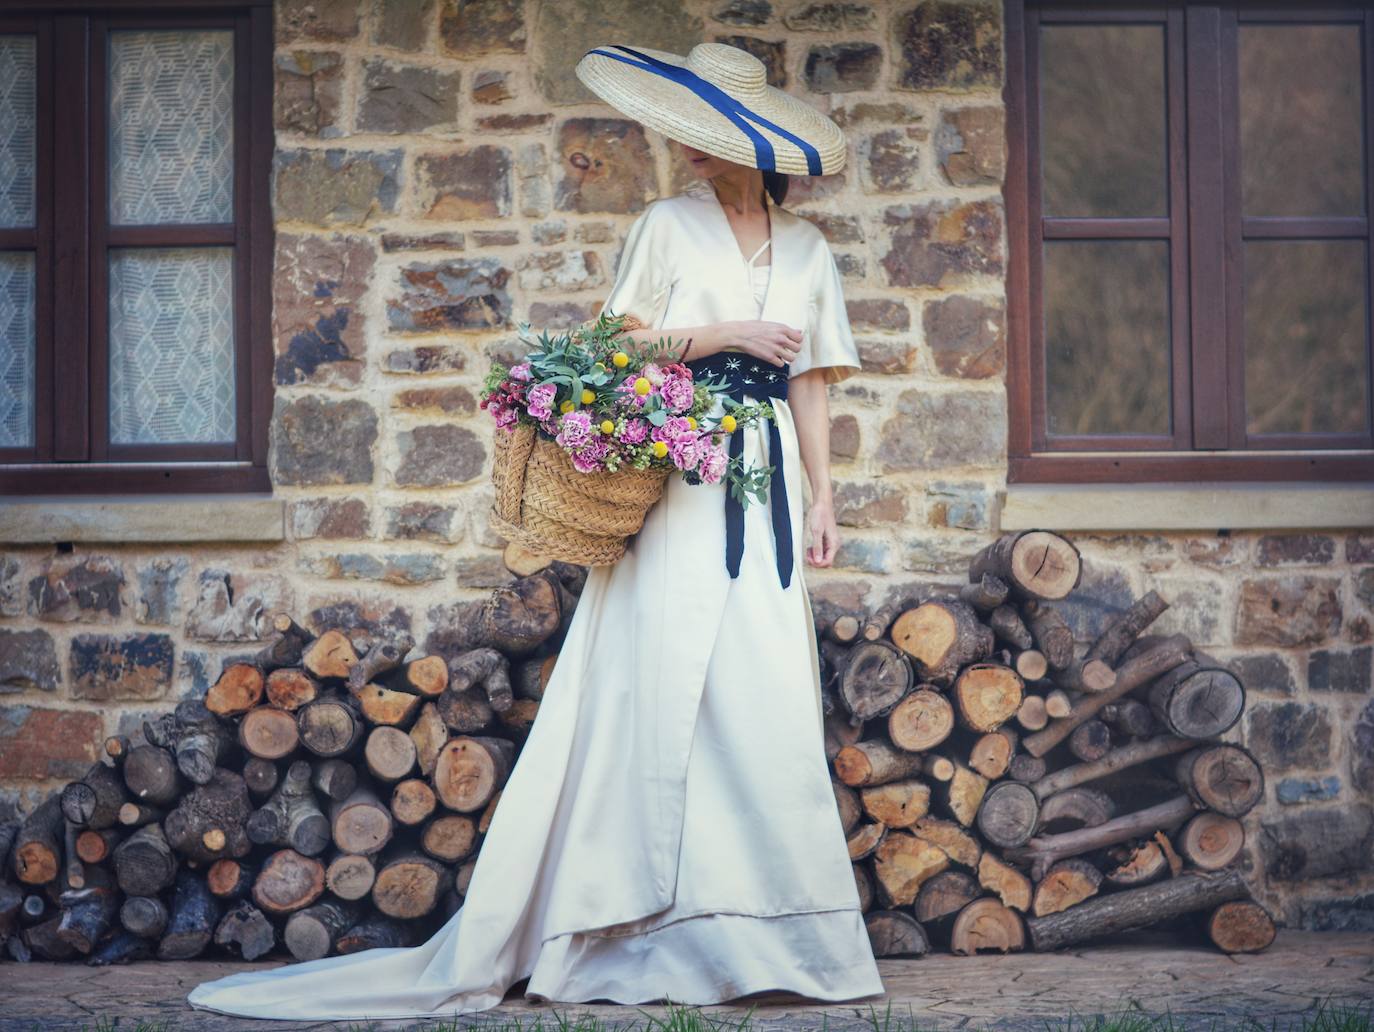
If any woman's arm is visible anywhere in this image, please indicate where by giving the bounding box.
[615,321,803,366]
[786,368,838,568]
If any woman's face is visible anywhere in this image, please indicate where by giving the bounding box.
[678,143,742,181]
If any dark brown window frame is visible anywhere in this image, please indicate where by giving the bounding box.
[0,0,272,495]
[1005,0,1374,484]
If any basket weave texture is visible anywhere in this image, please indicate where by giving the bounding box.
[489,422,670,566]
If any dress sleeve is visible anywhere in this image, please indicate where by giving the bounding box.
[790,241,860,384]
[598,203,672,330]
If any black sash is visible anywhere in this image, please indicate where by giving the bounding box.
[684,351,793,588]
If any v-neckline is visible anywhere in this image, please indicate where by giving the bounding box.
[702,179,774,270]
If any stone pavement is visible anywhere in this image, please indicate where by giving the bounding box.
[0,932,1370,1031]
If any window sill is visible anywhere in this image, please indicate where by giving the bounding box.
[998,483,1374,533]
[0,495,285,544]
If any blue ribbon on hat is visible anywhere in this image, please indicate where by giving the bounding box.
[586,44,823,176]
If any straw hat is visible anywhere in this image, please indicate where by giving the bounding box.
[575,42,847,176]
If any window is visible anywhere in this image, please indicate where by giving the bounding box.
[0,1,272,495]
[1005,1,1374,482]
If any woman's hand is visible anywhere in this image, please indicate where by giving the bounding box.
[804,492,839,568]
[725,320,804,367]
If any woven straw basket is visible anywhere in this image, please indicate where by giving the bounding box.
[489,422,670,566]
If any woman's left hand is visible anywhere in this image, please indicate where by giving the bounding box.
[805,494,839,567]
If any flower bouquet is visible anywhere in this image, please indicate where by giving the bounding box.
[482,312,774,566]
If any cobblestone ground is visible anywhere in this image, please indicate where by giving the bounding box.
[0,932,1370,1031]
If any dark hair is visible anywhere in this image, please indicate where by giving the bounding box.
[762,170,789,206]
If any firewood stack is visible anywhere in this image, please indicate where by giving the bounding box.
[821,531,1273,960]
[0,556,583,967]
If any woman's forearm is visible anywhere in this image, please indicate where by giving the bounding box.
[616,324,733,360]
[785,369,833,502]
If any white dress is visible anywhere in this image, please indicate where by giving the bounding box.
[187,180,882,1021]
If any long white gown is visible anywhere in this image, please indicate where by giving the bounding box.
[187,178,883,1021]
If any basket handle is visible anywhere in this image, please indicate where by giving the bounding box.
[493,423,536,525]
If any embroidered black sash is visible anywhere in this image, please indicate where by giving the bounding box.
[685,351,793,588]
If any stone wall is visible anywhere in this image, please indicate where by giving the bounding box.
[0,0,1369,930]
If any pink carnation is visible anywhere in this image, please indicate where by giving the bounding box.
[555,409,593,449]
[651,416,693,443]
[571,436,610,472]
[698,443,728,484]
[658,375,695,413]
[492,404,518,430]
[668,433,702,471]
[509,362,532,382]
[526,382,556,420]
[617,418,649,444]
[642,362,666,386]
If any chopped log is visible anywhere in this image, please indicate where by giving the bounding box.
[205,663,265,717]
[1032,858,1102,917]
[302,629,359,681]
[103,735,131,764]
[853,864,874,912]
[436,684,495,735]
[960,573,1010,612]
[431,736,516,813]
[252,848,325,916]
[915,870,981,931]
[1102,699,1157,739]
[23,916,78,960]
[923,754,955,783]
[1054,658,1117,695]
[1068,720,1112,763]
[953,664,1024,732]
[976,781,1039,848]
[242,756,280,798]
[840,640,913,723]
[1031,735,1197,801]
[503,540,550,577]
[834,740,925,788]
[1022,635,1192,757]
[391,779,437,826]
[1012,648,1049,682]
[239,706,300,761]
[1038,787,1115,833]
[14,797,64,886]
[864,910,931,957]
[1156,830,1184,876]
[1006,795,1197,880]
[409,703,449,778]
[402,655,449,698]
[872,830,950,907]
[833,780,862,835]
[969,531,1081,601]
[56,877,119,954]
[61,762,128,830]
[448,648,515,713]
[1105,841,1169,888]
[476,570,564,655]
[886,688,954,752]
[826,613,862,644]
[479,789,502,833]
[373,851,447,919]
[1027,868,1248,951]
[255,614,313,672]
[496,698,540,738]
[846,822,887,861]
[969,729,1017,779]
[911,817,982,869]
[1016,694,1048,731]
[939,762,989,828]
[1009,753,1047,783]
[311,757,357,803]
[1021,600,1074,670]
[355,683,423,727]
[891,599,993,686]
[63,820,84,889]
[1147,660,1245,739]
[330,786,393,857]
[285,899,360,961]
[346,633,415,694]
[117,802,163,828]
[247,760,329,856]
[297,692,364,758]
[978,852,1032,912]
[337,915,413,954]
[420,815,478,863]
[87,929,154,967]
[1178,812,1246,870]
[119,895,169,939]
[326,854,377,902]
[989,605,1034,650]
[206,859,255,900]
[214,901,276,960]
[157,871,222,960]
[1087,590,1169,665]
[75,828,121,865]
[859,779,931,828]
[1043,689,1072,718]
[265,668,320,712]
[513,658,550,701]
[145,700,235,786]
[1175,745,1264,818]
[365,726,417,782]
[1207,900,1276,954]
[163,769,253,863]
[861,594,917,642]
[950,898,1026,955]
[123,745,183,807]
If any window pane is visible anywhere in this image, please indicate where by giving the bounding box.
[0,252,35,447]
[0,35,36,229]
[109,248,235,445]
[1044,240,1172,436]
[1240,25,1365,217]
[1244,240,1369,436]
[1041,24,1167,218]
[109,30,233,226]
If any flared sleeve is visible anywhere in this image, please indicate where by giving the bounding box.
[790,242,860,385]
[598,202,673,330]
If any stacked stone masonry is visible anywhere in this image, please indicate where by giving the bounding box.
[0,0,1370,933]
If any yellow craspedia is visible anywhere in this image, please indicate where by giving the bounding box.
[559,399,575,413]
[633,376,651,395]
[580,389,595,404]
[612,351,630,368]
[600,419,615,435]
[721,414,737,432]
[651,440,668,458]
[686,416,697,429]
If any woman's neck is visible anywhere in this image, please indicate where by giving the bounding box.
[709,170,767,216]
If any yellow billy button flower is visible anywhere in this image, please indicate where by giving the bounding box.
[600,419,615,435]
[686,416,697,429]
[580,388,595,405]
[720,414,737,432]
[612,351,630,368]
[651,440,668,458]
[633,376,651,395]
[559,399,575,414]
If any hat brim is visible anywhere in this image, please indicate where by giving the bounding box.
[575,45,847,177]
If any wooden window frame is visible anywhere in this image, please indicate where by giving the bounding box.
[0,0,273,495]
[1005,0,1374,484]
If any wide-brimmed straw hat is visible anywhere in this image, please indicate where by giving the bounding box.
[575,41,847,176]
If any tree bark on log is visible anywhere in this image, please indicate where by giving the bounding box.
[246,760,330,856]
[113,823,177,897]
[163,769,253,863]
[1087,591,1169,666]
[1031,735,1197,801]
[1021,601,1074,670]
[959,574,1009,612]
[145,701,235,786]
[122,745,182,807]
[285,899,359,961]
[14,797,64,886]
[864,910,931,957]
[214,901,276,960]
[61,762,128,831]
[1006,795,1197,881]
[835,740,925,788]
[251,849,325,916]
[157,872,222,960]
[891,600,993,686]
[969,532,1081,601]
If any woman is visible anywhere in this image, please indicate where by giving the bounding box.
[187,41,883,1020]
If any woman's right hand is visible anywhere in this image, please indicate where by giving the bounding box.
[724,320,804,367]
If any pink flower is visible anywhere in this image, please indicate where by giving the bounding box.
[651,416,693,443]
[526,383,556,420]
[658,375,695,413]
[616,378,649,408]
[571,436,609,472]
[618,418,649,444]
[492,404,518,430]
[698,443,728,484]
[642,362,666,386]
[668,433,702,471]
[555,409,593,449]
[509,362,532,382]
